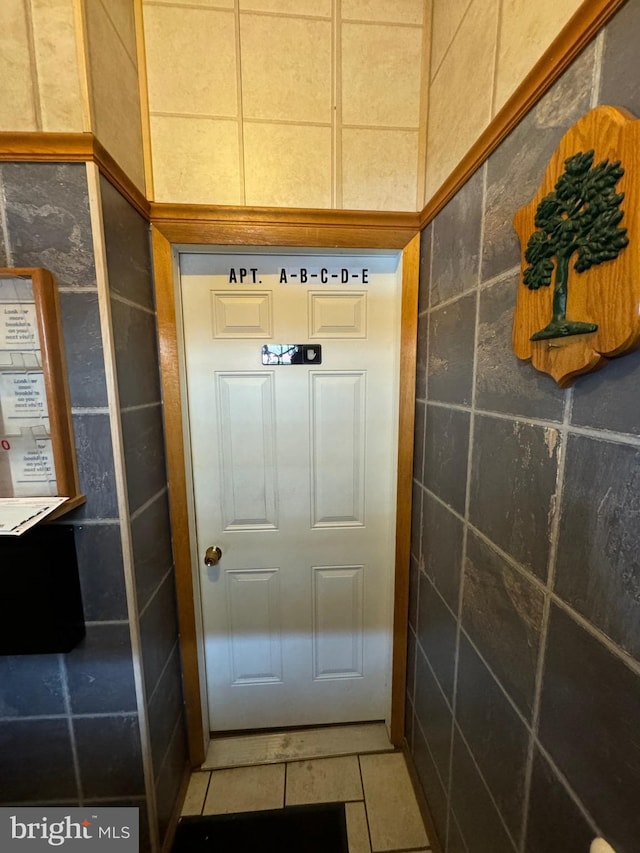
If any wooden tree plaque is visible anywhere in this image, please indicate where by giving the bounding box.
[512,106,640,386]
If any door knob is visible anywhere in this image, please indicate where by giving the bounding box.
[204,546,222,567]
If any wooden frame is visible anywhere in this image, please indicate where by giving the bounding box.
[151,214,419,764]
[0,267,83,513]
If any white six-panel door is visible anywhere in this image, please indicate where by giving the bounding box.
[180,252,401,731]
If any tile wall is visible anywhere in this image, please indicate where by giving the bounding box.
[142,0,427,209]
[100,174,187,846]
[407,4,640,852]
[425,0,584,200]
[0,163,186,853]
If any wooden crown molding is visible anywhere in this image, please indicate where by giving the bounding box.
[0,0,626,235]
[420,0,628,228]
[0,131,149,220]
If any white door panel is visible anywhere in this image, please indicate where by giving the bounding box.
[180,252,401,731]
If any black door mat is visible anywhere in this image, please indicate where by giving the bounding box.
[172,802,349,852]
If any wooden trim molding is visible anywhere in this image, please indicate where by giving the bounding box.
[151,218,419,762]
[419,0,628,228]
[151,225,207,767]
[390,232,420,746]
[0,131,149,220]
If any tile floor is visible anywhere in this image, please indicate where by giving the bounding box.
[180,723,431,853]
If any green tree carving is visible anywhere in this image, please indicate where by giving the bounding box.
[523,149,629,341]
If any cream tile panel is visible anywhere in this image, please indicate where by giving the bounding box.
[100,0,137,65]
[342,0,423,25]
[151,115,241,204]
[86,0,146,189]
[360,753,429,851]
[240,0,331,16]
[342,23,422,128]
[203,764,285,814]
[144,5,237,116]
[425,0,498,201]
[494,0,584,112]
[181,771,210,815]
[430,0,472,79]
[244,122,331,208]
[146,0,234,7]
[203,723,393,768]
[30,0,83,131]
[346,802,372,853]
[286,756,363,805]
[0,0,37,130]
[240,14,331,123]
[342,128,418,211]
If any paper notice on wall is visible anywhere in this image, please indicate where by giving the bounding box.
[0,433,57,497]
[0,303,39,351]
[0,497,68,535]
[0,372,49,432]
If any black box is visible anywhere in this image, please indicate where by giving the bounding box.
[0,524,85,654]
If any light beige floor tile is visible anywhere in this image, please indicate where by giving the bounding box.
[203,723,392,769]
[286,755,363,805]
[203,763,285,814]
[360,753,429,851]
[346,801,371,853]
[181,771,210,816]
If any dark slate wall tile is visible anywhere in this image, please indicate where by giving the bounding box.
[59,291,108,409]
[431,167,483,306]
[539,605,640,853]
[100,175,154,311]
[450,731,515,853]
[555,435,640,658]
[571,348,640,436]
[417,578,457,703]
[414,646,452,787]
[111,297,162,409]
[121,404,167,514]
[2,163,96,287]
[416,312,428,400]
[0,719,77,802]
[407,625,417,701]
[413,399,425,484]
[140,571,179,696]
[75,715,145,799]
[469,416,559,580]
[448,813,469,853]
[64,624,136,715]
[72,413,118,519]
[421,490,463,611]
[405,693,414,749]
[409,556,419,632]
[462,531,544,719]
[411,480,423,561]
[600,0,640,116]
[481,44,596,283]
[455,636,529,840]
[476,275,565,420]
[148,642,184,777]
[418,223,432,315]
[75,523,128,621]
[0,656,65,717]
[155,715,188,844]
[525,748,597,853]
[428,293,476,405]
[413,719,449,849]
[424,405,470,515]
[131,489,174,612]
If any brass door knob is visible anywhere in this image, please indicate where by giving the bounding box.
[204,546,222,567]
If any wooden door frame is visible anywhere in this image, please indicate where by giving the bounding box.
[150,207,420,765]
